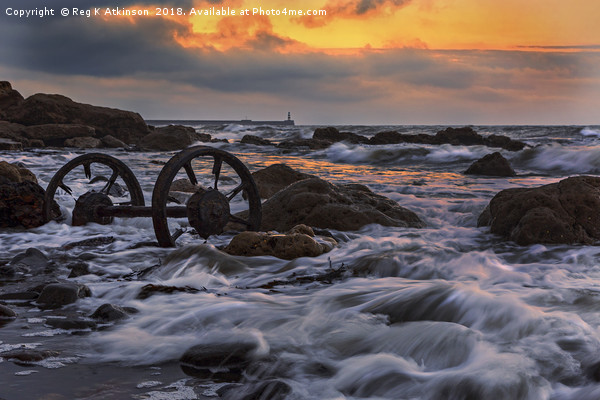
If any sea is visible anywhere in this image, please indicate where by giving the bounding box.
[2,123,600,399]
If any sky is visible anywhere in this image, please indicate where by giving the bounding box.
[1,0,599,125]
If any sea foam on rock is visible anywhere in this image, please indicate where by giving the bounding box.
[478,176,600,245]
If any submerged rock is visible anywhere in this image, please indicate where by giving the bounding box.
[67,261,91,278]
[136,284,202,299]
[219,380,292,400]
[0,304,17,318]
[36,282,91,308]
[45,318,97,330]
[90,303,137,322]
[464,152,516,177]
[478,176,600,245]
[7,248,51,277]
[251,164,316,199]
[0,349,59,363]
[250,177,424,232]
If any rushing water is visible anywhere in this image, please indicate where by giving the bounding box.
[2,124,600,399]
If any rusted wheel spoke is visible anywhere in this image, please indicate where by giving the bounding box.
[58,181,73,196]
[83,162,92,179]
[212,156,222,190]
[226,183,245,201]
[228,214,251,227]
[100,170,119,195]
[183,162,198,186]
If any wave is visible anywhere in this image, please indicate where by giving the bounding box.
[514,143,600,175]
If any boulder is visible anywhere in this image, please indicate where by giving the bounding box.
[36,282,91,308]
[5,93,149,144]
[67,261,91,278]
[100,135,127,148]
[90,303,137,322]
[0,161,22,183]
[0,121,28,144]
[0,181,56,228]
[435,126,483,145]
[64,136,101,148]
[313,126,368,144]
[478,176,600,245]
[245,177,424,232]
[138,125,199,151]
[240,134,274,146]
[24,124,96,147]
[251,164,316,199]
[136,284,201,299]
[0,349,59,363]
[277,138,332,150]
[223,230,331,260]
[464,152,516,177]
[0,81,24,119]
[170,178,201,193]
[0,304,16,318]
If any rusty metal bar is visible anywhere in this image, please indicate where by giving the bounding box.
[97,205,188,219]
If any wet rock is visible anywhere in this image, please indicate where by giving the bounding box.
[198,133,212,142]
[67,261,91,278]
[313,126,368,144]
[169,178,201,193]
[9,248,51,276]
[90,303,137,322]
[251,164,316,199]
[0,181,56,228]
[0,161,22,183]
[0,81,24,119]
[136,284,202,300]
[478,176,600,245]
[220,380,292,400]
[0,121,28,146]
[64,136,101,149]
[0,349,59,363]
[223,230,331,260]
[4,91,149,144]
[240,134,274,146]
[464,152,516,177]
[179,338,262,380]
[435,126,483,145]
[45,318,97,330]
[0,291,39,300]
[100,134,127,148]
[0,138,22,151]
[0,304,17,318]
[15,165,38,183]
[138,125,198,151]
[23,124,96,147]
[36,283,91,308]
[62,236,115,250]
[245,177,424,232]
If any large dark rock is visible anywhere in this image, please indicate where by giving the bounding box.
[0,81,24,119]
[24,124,96,146]
[464,152,516,177]
[36,282,91,308]
[245,177,424,232]
[45,318,97,330]
[90,303,137,322]
[313,126,368,144]
[0,181,56,228]
[0,349,59,363]
[9,248,51,273]
[435,126,483,145]
[240,134,274,146]
[478,176,600,245]
[138,125,199,151]
[64,136,101,149]
[100,134,127,148]
[5,92,149,144]
[251,164,316,199]
[0,121,28,145]
[223,230,332,260]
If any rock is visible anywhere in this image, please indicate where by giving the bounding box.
[170,178,200,193]
[45,318,97,330]
[0,81,24,119]
[0,161,22,183]
[15,165,37,183]
[0,181,56,228]
[223,230,330,260]
[136,284,202,299]
[27,139,45,148]
[64,136,101,148]
[90,303,137,322]
[4,92,149,144]
[0,139,22,151]
[198,133,212,142]
[313,127,368,144]
[288,224,315,236]
[139,125,199,151]
[0,121,28,145]
[36,282,91,308]
[62,236,115,250]
[246,178,424,232]
[464,152,516,177]
[23,124,96,146]
[9,248,50,275]
[220,380,292,400]
[435,126,483,145]
[240,135,274,146]
[67,261,90,278]
[251,164,316,199]
[277,138,332,150]
[100,134,127,148]
[0,349,59,363]
[0,304,17,318]
[478,176,600,245]
[180,337,263,379]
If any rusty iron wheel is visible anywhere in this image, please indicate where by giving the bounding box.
[152,146,261,247]
[44,153,145,223]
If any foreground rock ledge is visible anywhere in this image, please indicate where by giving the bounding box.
[246,177,424,232]
[478,176,600,245]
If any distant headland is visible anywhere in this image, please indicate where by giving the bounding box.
[147,112,295,127]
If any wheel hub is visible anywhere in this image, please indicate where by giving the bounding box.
[72,192,113,226]
[186,189,230,239]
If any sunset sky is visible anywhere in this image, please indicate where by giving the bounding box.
[1,0,599,124]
